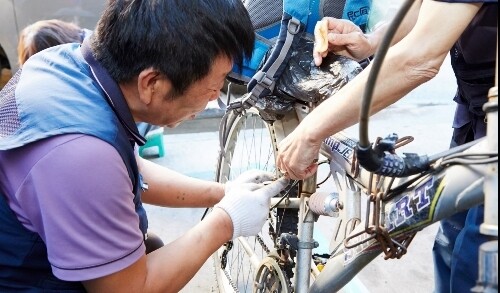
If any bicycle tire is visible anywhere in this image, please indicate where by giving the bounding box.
[212,107,299,292]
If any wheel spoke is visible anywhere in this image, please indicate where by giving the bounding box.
[212,109,297,292]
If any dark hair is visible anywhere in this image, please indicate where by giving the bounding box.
[18,19,83,65]
[92,0,255,97]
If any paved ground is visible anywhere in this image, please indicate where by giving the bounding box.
[141,56,458,292]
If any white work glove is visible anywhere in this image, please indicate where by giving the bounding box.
[215,170,289,239]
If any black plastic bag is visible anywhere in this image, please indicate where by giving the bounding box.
[276,38,363,103]
[254,37,363,121]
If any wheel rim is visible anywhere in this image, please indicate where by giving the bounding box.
[214,109,277,292]
[213,108,300,292]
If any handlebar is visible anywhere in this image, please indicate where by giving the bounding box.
[356,133,430,177]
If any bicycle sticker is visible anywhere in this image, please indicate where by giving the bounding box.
[386,177,434,233]
[324,134,357,163]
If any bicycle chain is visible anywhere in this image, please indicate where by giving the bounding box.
[220,241,233,270]
[223,268,240,293]
[257,234,270,254]
[219,241,240,292]
[219,235,271,293]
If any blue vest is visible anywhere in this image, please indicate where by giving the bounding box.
[0,42,147,291]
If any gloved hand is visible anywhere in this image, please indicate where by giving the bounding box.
[223,169,277,193]
[215,170,289,239]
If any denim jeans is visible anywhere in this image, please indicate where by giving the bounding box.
[432,205,493,293]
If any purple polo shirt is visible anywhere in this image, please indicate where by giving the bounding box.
[0,133,145,281]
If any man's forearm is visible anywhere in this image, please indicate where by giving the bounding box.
[139,157,225,207]
[302,41,436,144]
[144,208,232,292]
[83,208,233,293]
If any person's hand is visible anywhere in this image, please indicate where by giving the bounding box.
[276,127,322,180]
[224,169,273,193]
[215,170,289,239]
[313,17,374,65]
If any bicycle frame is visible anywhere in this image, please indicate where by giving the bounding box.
[263,101,493,292]
[213,79,497,293]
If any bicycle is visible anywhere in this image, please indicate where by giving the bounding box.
[207,1,498,292]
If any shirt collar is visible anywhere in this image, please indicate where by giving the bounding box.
[80,37,146,146]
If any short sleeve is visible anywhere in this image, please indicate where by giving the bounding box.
[17,134,145,281]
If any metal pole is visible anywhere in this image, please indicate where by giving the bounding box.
[294,175,317,293]
[475,27,498,293]
[480,34,498,238]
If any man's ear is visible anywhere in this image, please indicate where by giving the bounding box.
[137,68,162,105]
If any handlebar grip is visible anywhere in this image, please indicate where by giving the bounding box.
[356,145,430,177]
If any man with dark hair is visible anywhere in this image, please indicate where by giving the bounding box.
[0,0,288,291]
[277,0,497,292]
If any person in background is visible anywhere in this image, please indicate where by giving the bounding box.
[0,0,288,292]
[277,0,497,292]
[17,19,90,66]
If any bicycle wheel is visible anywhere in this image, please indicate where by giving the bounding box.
[212,107,299,293]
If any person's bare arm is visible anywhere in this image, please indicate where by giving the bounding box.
[82,208,232,293]
[278,0,483,179]
[82,172,288,293]
[138,156,224,207]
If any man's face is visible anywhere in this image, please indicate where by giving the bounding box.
[149,56,232,128]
